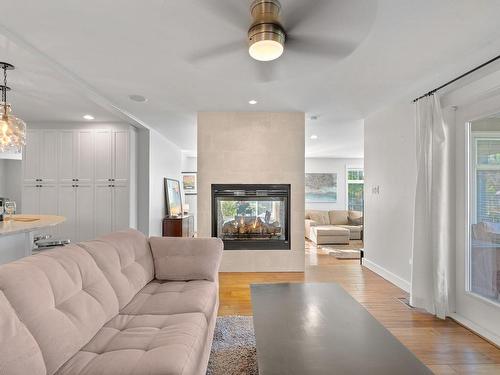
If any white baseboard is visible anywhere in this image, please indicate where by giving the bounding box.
[362,258,411,292]
[450,313,500,347]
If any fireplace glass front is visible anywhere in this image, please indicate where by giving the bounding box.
[212,184,290,250]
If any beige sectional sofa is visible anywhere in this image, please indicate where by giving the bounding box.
[0,229,223,375]
[305,210,363,245]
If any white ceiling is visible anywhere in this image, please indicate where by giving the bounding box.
[2,0,500,158]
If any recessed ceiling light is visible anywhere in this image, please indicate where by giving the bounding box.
[310,135,318,140]
[249,99,258,105]
[83,114,94,120]
[129,94,148,103]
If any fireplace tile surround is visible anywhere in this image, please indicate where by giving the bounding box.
[197,112,305,272]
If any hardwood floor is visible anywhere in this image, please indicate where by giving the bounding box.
[218,241,500,374]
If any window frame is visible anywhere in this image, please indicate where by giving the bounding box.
[346,167,364,212]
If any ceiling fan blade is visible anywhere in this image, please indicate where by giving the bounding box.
[253,61,276,83]
[283,0,331,32]
[285,35,357,59]
[196,0,249,32]
[187,40,246,64]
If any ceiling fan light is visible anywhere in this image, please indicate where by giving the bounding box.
[249,40,284,61]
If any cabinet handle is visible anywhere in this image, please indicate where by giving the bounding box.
[75,178,79,182]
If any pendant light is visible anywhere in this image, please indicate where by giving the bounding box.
[0,62,26,153]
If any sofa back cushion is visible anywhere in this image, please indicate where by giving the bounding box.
[0,244,119,375]
[348,210,364,225]
[308,210,330,225]
[329,210,349,225]
[79,229,154,309]
[0,291,46,375]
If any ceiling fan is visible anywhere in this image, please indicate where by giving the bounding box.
[195,0,357,58]
[191,0,372,81]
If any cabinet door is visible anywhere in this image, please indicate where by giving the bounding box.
[77,130,94,183]
[58,185,77,242]
[76,184,94,242]
[39,130,59,183]
[23,130,40,183]
[113,184,130,231]
[39,184,59,237]
[21,185,39,214]
[59,130,75,184]
[95,184,113,237]
[114,131,129,184]
[94,130,112,183]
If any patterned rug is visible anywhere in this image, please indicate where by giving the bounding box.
[319,246,362,259]
[207,316,258,375]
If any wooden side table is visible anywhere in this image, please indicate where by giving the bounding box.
[162,215,194,237]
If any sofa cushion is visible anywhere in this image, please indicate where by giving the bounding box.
[0,291,46,375]
[313,225,350,236]
[329,210,349,225]
[150,237,223,282]
[120,280,218,322]
[337,225,363,233]
[348,210,364,225]
[79,229,155,309]
[308,211,330,225]
[0,244,119,375]
[56,313,208,375]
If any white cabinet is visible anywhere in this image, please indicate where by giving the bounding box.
[23,130,58,183]
[95,130,113,183]
[59,130,94,184]
[95,182,129,237]
[22,127,135,242]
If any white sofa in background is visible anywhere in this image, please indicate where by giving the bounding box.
[305,210,363,245]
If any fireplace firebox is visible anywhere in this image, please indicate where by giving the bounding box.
[212,184,290,250]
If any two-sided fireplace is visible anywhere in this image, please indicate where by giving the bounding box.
[211,184,290,250]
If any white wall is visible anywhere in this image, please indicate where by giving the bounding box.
[3,160,22,210]
[197,112,305,272]
[305,157,363,211]
[148,128,182,237]
[363,101,416,290]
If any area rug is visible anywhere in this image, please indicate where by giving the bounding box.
[207,316,258,375]
[321,247,361,259]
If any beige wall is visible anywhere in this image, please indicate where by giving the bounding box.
[197,112,305,272]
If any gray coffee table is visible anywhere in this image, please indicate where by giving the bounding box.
[251,283,432,375]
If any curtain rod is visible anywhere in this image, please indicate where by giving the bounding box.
[413,53,500,102]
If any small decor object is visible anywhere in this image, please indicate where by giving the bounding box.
[305,173,337,202]
[182,172,197,194]
[164,178,182,216]
[0,62,26,153]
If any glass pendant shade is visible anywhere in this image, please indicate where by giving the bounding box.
[0,103,26,153]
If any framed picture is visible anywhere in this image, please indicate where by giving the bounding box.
[182,172,197,195]
[305,173,337,202]
[164,178,183,216]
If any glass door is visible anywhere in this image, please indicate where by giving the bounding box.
[455,100,500,344]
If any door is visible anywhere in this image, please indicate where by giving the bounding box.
[456,97,500,343]
[95,184,113,237]
[23,130,40,183]
[76,184,94,241]
[39,184,59,237]
[39,130,58,183]
[94,130,112,183]
[114,131,129,184]
[21,185,39,214]
[58,185,77,242]
[59,130,75,184]
[77,130,94,184]
[113,184,130,231]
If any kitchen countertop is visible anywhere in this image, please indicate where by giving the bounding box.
[0,215,66,236]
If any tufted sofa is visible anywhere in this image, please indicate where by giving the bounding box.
[0,229,223,375]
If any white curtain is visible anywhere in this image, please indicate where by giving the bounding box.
[410,94,452,319]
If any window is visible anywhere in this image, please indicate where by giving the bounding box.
[347,168,364,212]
